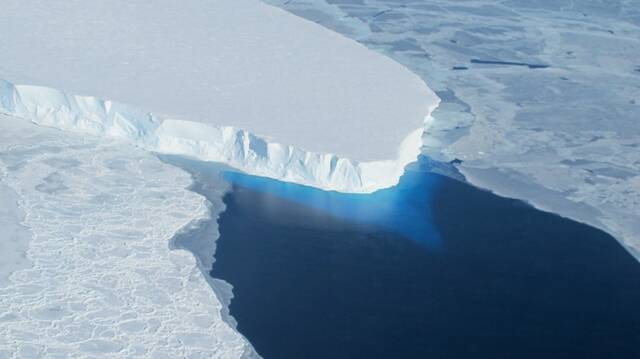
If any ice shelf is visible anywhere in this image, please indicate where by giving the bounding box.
[0,0,439,193]
[261,0,640,259]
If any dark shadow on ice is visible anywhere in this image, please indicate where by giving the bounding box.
[471,58,550,69]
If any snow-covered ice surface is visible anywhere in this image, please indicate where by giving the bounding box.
[264,0,640,259]
[0,114,258,358]
[0,181,31,287]
[0,0,439,193]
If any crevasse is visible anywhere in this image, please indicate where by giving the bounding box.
[0,79,439,193]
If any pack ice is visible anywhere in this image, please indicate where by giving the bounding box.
[0,0,438,193]
[0,115,259,358]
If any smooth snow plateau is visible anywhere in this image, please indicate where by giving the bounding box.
[0,0,439,193]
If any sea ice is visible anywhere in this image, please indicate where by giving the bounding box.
[0,115,258,358]
[0,181,31,286]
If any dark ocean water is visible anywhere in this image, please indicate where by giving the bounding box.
[192,158,640,359]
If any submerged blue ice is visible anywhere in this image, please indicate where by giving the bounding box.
[223,157,443,249]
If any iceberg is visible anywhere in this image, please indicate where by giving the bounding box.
[0,0,439,193]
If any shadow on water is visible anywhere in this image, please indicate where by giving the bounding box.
[206,157,640,359]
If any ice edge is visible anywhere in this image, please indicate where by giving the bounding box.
[0,79,439,193]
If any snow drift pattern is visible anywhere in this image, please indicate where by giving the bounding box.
[0,80,437,193]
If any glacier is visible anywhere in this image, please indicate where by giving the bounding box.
[0,0,439,193]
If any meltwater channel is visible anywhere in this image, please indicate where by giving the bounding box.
[167,156,640,359]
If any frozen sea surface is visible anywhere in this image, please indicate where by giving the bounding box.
[0,181,31,286]
[0,115,258,358]
[263,0,640,258]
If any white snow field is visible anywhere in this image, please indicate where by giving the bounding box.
[0,114,258,358]
[0,182,31,287]
[0,0,438,193]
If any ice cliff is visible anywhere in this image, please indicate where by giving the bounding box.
[0,80,438,193]
[0,0,439,193]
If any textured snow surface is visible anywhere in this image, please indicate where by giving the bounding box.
[0,182,31,286]
[0,0,438,169]
[265,0,640,259]
[0,115,258,358]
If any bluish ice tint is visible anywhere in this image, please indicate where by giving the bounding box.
[212,156,640,359]
[223,157,443,249]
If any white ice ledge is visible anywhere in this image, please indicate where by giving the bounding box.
[0,80,438,193]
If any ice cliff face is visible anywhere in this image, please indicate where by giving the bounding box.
[0,0,438,166]
[0,80,438,193]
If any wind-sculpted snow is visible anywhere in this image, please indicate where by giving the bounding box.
[0,80,432,193]
[0,115,259,358]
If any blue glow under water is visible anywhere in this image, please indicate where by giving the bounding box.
[205,158,640,359]
[222,161,442,249]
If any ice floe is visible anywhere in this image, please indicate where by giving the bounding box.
[0,115,258,358]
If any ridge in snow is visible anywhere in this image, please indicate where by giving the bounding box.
[0,80,438,193]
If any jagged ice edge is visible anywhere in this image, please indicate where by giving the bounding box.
[0,79,438,193]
